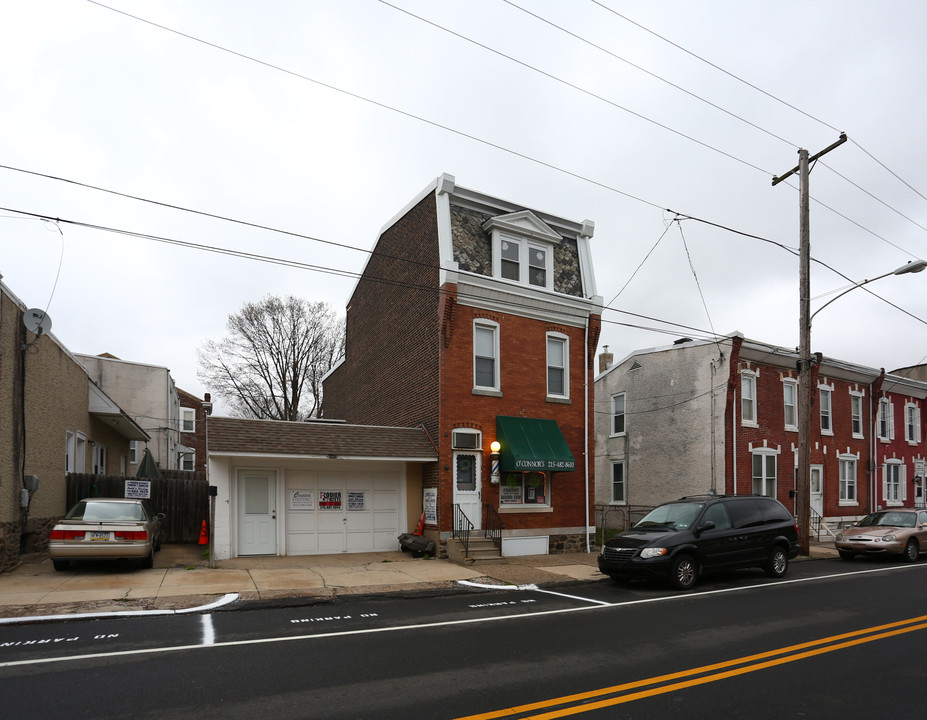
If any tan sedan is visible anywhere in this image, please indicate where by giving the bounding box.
[835,509,927,562]
[48,498,165,571]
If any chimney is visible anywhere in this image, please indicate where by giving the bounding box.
[598,345,613,373]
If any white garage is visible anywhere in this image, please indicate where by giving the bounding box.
[206,418,437,559]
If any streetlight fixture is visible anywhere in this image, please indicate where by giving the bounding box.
[811,260,927,322]
[796,258,926,553]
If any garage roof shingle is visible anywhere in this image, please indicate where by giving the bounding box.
[206,417,437,460]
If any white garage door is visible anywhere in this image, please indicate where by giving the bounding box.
[285,470,401,555]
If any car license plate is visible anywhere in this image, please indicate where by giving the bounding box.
[90,531,111,541]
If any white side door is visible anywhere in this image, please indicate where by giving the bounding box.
[238,471,277,556]
[453,451,482,530]
[810,465,824,519]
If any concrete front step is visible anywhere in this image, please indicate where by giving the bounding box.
[446,537,502,565]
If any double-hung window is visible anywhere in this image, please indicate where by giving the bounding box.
[741,371,757,425]
[884,461,905,504]
[839,456,857,504]
[906,403,921,444]
[850,392,864,438]
[473,321,500,392]
[181,407,196,433]
[611,461,626,504]
[819,387,833,434]
[878,398,894,441]
[752,450,777,498]
[783,380,797,430]
[546,334,569,399]
[496,234,553,290]
[611,393,626,435]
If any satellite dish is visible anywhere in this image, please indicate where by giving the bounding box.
[23,308,52,336]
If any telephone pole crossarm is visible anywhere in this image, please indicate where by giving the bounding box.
[772,133,847,186]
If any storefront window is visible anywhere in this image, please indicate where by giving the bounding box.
[500,472,548,505]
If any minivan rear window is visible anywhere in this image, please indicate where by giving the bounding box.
[758,498,793,523]
[725,498,764,528]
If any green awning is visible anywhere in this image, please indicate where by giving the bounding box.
[495,416,575,473]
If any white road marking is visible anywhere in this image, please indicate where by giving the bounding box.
[201,614,215,645]
[1,565,922,669]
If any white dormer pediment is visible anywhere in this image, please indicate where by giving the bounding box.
[482,211,562,245]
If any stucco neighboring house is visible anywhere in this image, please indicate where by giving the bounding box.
[594,337,731,529]
[595,333,927,539]
[75,353,182,472]
[205,417,437,559]
[0,278,148,571]
[323,174,603,557]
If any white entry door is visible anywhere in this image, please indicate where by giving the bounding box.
[810,465,824,519]
[238,471,277,556]
[453,451,482,530]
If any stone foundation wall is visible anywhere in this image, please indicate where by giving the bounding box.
[548,533,594,554]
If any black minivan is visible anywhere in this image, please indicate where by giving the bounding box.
[597,495,800,590]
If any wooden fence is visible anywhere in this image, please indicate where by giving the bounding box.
[66,472,208,544]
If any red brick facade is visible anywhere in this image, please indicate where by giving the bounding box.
[725,337,927,523]
[323,177,601,548]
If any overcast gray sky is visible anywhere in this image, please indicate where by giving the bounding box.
[3,1,926,413]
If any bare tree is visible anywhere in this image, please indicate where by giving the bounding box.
[197,295,344,421]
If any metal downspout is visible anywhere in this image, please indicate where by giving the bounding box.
[584,317,591,554]
[732,388,738,496]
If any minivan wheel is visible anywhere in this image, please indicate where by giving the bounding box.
[669,555,698,590]
[764,546,789,578]
[904,538,919,563]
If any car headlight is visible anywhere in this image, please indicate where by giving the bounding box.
[640,547,667,559]
[835,534,844,541]
[882,535,896,542]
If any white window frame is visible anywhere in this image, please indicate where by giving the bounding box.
[839,454,858,506]
[819,385,833,435]
[611,393,626,436]
[741,370,758,427]
[905,402,921,445]
[180,407,196,433]
[783,379,798,431]
[883,460,906,505]
[66,431,76,474]
[878,397,895,441]
[611,460,626,504]
[850,391,865,439]
[473,320,500,393]
[181,450,195,472]
[546,333,569,400]
[751,448,777,498]
[493,233,554,291]
[129,440,138,465]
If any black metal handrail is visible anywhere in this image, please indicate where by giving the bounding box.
[484,503,504,548]
[452,504,473,557]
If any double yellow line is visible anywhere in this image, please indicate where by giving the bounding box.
[455,614,927,719]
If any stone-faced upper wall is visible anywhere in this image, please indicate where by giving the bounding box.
[450,205,584,297]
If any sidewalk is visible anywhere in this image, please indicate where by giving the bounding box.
[0,541,839,621]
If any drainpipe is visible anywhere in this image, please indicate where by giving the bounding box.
[584,317,591,553]
[732,387,738,496]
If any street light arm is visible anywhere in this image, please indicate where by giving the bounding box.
[810,260,927,323]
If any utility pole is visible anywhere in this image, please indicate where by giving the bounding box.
[772,133,846,555]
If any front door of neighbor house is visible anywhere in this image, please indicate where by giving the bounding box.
[810,465,824,523]
[238,471,277,556]
[453,451,482,530]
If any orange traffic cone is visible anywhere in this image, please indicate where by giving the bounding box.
[198,520,209,545]
[414,512,425,535]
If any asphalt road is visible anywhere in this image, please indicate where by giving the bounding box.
[2,557,926,719]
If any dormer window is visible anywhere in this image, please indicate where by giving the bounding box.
[484,211,560,292]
